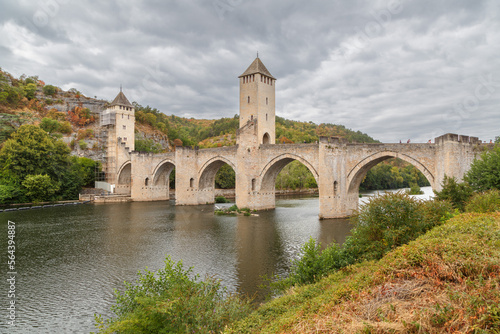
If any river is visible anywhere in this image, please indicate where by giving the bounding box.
[0,187,433,333]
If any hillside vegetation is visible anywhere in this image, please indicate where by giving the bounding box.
[1,68,430,202]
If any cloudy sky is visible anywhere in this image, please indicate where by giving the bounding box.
[0,0,499,142]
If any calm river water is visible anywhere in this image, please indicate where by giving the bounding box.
[0,188,433,333]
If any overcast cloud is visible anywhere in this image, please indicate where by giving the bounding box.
[0,0,499,142]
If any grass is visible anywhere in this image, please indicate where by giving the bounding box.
[224,212,500,333]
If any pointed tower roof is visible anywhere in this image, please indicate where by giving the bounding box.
[110,89,134,108]
[239,57,276,79]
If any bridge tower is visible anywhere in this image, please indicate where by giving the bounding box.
[99,88,135,193]
[238,56,276,145]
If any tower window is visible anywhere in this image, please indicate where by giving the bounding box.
[252,178,256,191]
[266,97,268,105]
[190,178,194,188]
[128,115,130,119]
[123,125,126,130]
[266,113,268,121]
[248,96,250,103]
[124,137,127,141]
[145,178,149,186]
[122,114,124,118]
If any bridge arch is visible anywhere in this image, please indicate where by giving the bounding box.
[346,151,435,194]
[117,161,131,184]
[198,156,236,190]
[259,153,319,192]
[152,159,175,186]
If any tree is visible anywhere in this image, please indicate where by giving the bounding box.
[0,124,93,202]
[215,164,235,189]
[434,175,473,211]
[24,83,37,100]
[173,138,183,146]
[40,117,61,133]
[42,84,57,96]
[22,174,59,203]
[465,145,500,192]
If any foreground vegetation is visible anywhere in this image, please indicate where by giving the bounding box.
[95,145,500,333]
[226,211,500,333]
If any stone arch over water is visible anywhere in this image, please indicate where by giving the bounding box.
[259,153,319,192]
[346,151,435,195]
[152,160,175,186]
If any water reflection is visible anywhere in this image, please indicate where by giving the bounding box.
[0,196,352,333]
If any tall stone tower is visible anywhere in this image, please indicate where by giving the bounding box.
[100,88,135,187]
[238,56,276,144]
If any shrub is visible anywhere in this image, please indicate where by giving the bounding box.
[272,192,454,292]
[406,183,423,195]
[465,189,500,213]
[42,84,57,96]
[78,140,87,150]
[215,195,229,203]
[94,256,252,333]
[434,175,473,211]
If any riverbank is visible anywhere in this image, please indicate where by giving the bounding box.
[225,212,500,333]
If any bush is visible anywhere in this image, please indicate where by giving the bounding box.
[465,189,500,213]
[406,183,423,195]
[42,84,57,96]
[78,140,87,150]
[215,195,229,203]
[22,174,59,203]
[272,192,454,292]
[94,256,252,333]
[465,145,500,191]
[434,175,473,211]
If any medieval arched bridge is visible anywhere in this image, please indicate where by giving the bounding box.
[113,131,481,219]
[100,57,483,219]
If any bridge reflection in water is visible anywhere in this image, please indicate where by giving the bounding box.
[1,195,352,333]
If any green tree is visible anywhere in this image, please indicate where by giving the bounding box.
[0,124,90,202]
[42,84,57,96]
[40,117,61,133]
[22,174,59,202]
[24,83,37,100]
[215,164,235,189]
[465,145,500,191]
[434,175,473,211]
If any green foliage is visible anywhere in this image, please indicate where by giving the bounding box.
[24,83,37,100]
[465,189,500,213]
[465,145,500,192]
[272,193,454,292]
[406,183,423,195]
[215,164,235,189]
[134,138,163,153]
[215,196,229,203]
[71,156,99,188]
[360,159,430,191]
[78,139,88,150]
[275,160,317,190]
[0,124,99,203]
[94,256,252,334]
[42,84,57,96]
[227,213,500,333]
[22,174,59,203]
[40,117,61,133]
[434,175,474,211]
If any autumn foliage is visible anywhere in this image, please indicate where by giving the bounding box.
[67,106,95,126]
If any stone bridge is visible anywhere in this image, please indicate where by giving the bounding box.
[114,132,482,219]
[102,57,484,218]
